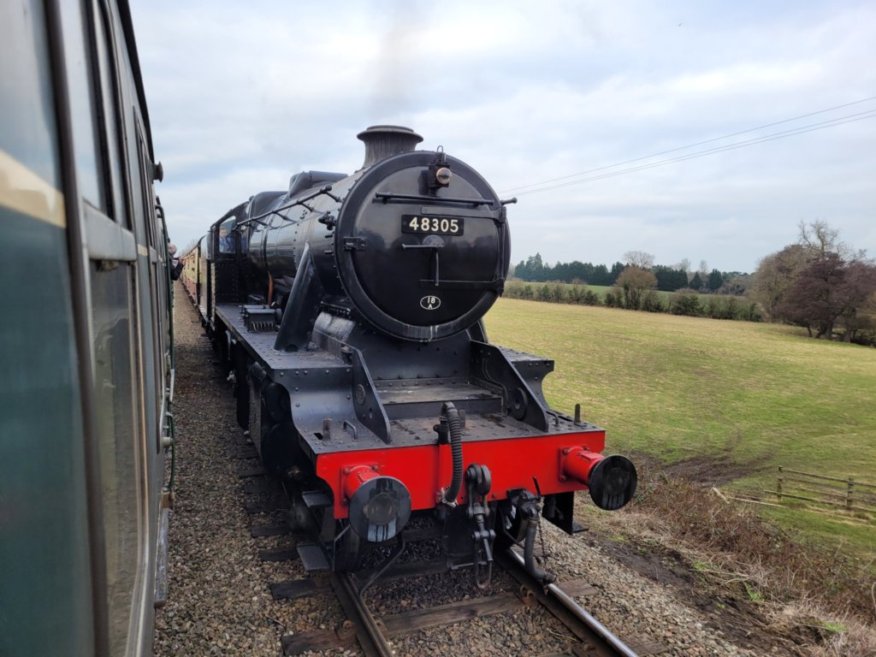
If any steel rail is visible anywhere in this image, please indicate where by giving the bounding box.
[499,549,639,657]
[330,572,394,657]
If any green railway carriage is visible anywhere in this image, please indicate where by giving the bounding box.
[0,1,174,656]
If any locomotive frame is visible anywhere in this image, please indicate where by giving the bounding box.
[181,126,636,587]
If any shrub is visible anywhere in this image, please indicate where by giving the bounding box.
[504,282,522,299]
[706,295,721,319]
[604,288,622,308]
[583,289,600,306]
[537,284,552,302]
[568,284,585,304]
[742,301,763,322]
[670,289,702,316]
[724,296,740,320]
[641,290,665,313]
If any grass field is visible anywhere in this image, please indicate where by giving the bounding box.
[484,298,876,553]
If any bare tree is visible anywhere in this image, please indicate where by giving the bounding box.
[750,244,810,320]
[676,258,691,276]
[623,250,655,269]
[616,266,657,310]
[798,220,839,258]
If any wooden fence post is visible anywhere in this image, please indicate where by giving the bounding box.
[777,466,783,502]
[846,477,854,511]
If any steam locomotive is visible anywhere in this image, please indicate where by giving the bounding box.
[180,126,636,585]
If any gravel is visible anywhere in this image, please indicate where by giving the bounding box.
[155,285,786,656]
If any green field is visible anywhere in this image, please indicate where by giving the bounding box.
[484,298,876,552]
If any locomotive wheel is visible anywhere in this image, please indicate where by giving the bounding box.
[260,421,299,476]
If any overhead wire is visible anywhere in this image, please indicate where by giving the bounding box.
[499,95,876,196]
[506,108,876,196]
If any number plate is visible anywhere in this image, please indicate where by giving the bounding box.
[401,214,465,236]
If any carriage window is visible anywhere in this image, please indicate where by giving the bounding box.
[135,126,156,248]
[56,1,105,206]
[91,0,128,227]
[89,263,140,657]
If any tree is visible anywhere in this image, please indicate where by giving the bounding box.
[750,244,811,320]
[798,220,841,258]
[590,263,610,285]
[707,269,724,292]
[722,273,752,295]
[623,251,655,269]
[515,253,553,281]
[752,222,876,340]
[778,254,876,338]
[839,262,876,342]
[676,258,691,277]
[616,266,657,310]
[609,261,625,284]
[654,265,689,292]
[689,272,704,290]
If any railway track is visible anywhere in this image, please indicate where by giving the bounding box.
[235,443,656,657]
[269,548,648,657]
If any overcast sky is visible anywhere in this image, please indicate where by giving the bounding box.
[130,0,876,273]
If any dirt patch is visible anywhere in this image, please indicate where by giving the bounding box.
[662,454,762,486]
[630,450,765,487]
[574,458,876,656]
[578,523,811,656]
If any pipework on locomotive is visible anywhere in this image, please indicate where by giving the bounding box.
[180,125,637,586]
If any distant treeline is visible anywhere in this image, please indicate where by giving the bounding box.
[513,253,748,293]
[504,281,762,322]
[508,223,876,344]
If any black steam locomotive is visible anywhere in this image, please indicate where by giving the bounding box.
[181,126,635,585]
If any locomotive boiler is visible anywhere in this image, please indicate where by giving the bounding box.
[181,125,636,584]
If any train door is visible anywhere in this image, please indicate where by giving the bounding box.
[98,1,170,653]
[69,0,154,654]
[0,2,94,655]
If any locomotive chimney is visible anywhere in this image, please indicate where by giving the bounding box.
[357,125,423,168]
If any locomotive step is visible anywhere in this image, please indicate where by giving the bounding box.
[301,489,332,509]
[296,543,331,572]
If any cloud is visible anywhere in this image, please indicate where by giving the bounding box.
[131,0,876,272]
